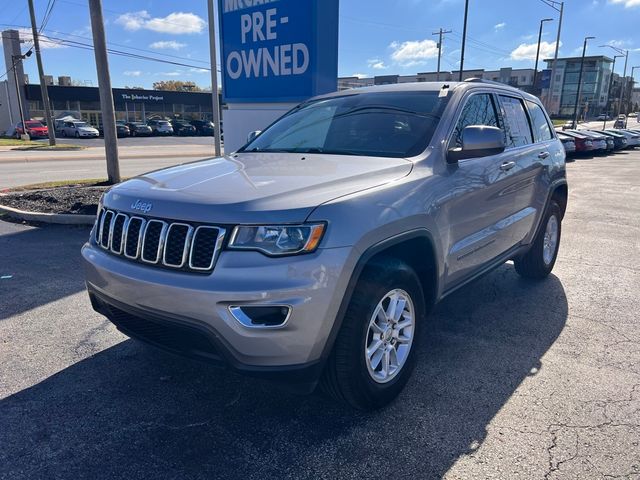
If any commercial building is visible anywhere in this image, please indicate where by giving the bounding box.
[339,68,537,92]
[1,29,219,135]
[541,55,613,118]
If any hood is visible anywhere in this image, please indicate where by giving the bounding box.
[104,152,413,224]
[80,127,98,132]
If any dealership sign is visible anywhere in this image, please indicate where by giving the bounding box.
[120,93,165,102]
[218,0,339,103]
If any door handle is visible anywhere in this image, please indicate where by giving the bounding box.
[499,161,516,171]
[538,151,550,159]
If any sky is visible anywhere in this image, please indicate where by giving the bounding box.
[2,0,640,90]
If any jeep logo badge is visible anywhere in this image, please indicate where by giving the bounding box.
[131,199,153,214]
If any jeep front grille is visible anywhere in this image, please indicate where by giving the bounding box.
[95,208,225,273]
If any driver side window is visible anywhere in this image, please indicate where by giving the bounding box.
[451,93,499,148]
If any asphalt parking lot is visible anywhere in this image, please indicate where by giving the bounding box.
[1,152,639,479]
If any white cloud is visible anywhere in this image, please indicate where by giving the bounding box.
[116,11,205,34]
[367,58,388,70]
[116,11,150,30]
[510,41,560,61]
[149,40,187,50]
[159,71,182,76]
[19,29,66,49]
[494,22,506,31]
[389,39,439,67]
[609,0,640,7]
[351,73,367,79]
[124,70,142,77]
[189,68,209,74]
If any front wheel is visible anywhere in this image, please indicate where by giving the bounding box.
[514,201,562,279]
[320,260,424,410]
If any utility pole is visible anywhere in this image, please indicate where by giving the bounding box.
[432,28,451,82]
[572,36,595,129]
[603,55,622,130]
[626,66,639,127]
[533,18,553,95]
[541,0,563,112]
[207,0,222,157]
[27,0,56,146]
[88,0,120,184]
[11,56,26,135]
[459,0,469,81]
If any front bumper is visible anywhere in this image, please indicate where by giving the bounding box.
[82,242,356,380]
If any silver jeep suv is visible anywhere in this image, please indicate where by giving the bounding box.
[83,80,567,410]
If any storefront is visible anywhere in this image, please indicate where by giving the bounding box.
[24,84,222,127]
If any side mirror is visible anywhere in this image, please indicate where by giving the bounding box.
[447,125,505,163]
[247,130,261,143]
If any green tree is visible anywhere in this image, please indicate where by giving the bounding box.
[152,80,203,92]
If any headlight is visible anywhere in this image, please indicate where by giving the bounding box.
[228,223,325,256]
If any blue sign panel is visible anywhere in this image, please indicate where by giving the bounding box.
[540,69,552,89]
[218,0,339,103]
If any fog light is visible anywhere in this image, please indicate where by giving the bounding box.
[229,305,291,329]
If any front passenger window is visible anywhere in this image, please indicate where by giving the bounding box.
[451,93,499,148]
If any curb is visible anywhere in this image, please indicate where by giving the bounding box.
[0,204,95,225]
[0,151,217,163]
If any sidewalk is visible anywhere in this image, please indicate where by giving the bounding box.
[0,144,222,163]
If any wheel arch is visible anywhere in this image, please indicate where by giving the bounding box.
[551,181,568,219]
[319,229,439,365]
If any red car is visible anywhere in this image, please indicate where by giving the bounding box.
[15,120,48,139]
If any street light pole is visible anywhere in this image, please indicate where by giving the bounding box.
[627,66,639,127]
[572,36,595,129]
[534,18,553,95]
[540,0,563,112]
[603,55,622,130]
[618,50,628,120]
[459,0,469,81]
[88,0,120,184]
[27,0,56,146]
[601,44,629,124]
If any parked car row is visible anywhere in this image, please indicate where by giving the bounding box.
[557,127,640,158]
[111,119,220,138]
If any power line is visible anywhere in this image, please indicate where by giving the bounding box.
[0,30,221,73]
[0,23,212,66]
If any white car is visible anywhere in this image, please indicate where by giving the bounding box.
[147,119,174,136]
[61,121,99,138]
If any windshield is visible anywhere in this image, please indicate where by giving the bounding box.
[240,91,449,158]
[26,121,43,127]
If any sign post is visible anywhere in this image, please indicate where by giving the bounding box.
[218,0,339,152]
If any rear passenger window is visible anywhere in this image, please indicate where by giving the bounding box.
[451,93,499,148]
[526,100,553,142]
[499,95,533,148]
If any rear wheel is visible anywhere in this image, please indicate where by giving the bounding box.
[320,260,424,410]
[515,201,562,279]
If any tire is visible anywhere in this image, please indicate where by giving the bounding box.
[514,201,562,279]
[320,259,425,410]
[75,132,80,138]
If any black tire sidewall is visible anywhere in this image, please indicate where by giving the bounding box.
[339,263,425,408]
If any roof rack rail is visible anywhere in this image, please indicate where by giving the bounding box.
[464,78,508,87]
